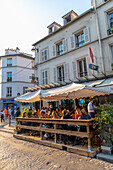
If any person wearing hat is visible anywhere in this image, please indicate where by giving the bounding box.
[88,99,96,118]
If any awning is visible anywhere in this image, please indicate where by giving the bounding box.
[42,83,111,101]
[15,90,42,103]
[96,78,113,87]
[83,79,105,87]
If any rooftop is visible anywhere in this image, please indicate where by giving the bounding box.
[32,8,93,46]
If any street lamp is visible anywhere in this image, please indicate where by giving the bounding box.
[31,47,39,52]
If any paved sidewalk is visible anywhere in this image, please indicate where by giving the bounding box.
[1,131,113,170]
[0,119,16,133]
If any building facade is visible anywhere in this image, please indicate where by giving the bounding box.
[32,0,113,100]
[0,48,35,115]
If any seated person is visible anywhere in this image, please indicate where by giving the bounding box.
[22,112,28,125]
[79,109,91,132]
[75,108,81,119]
[79,109,91,120]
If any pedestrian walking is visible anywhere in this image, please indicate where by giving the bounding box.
[1,109,5,122]
[4,108,8,120]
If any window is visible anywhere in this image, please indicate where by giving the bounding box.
[77,59,87,78]
[49,26,54,34]
[6,87,12,97]
[76,32,85,47]
[7,72,12,82]
[41,49,48,61]
[23,87,28,94]
[52,39,67,57]
[7,58,12,67]
[42,70,48,85]
[64,15,71,24]
[57,65,64,82]
[57,42,63,55]
[107,12,113,35]
[70,27,90,49]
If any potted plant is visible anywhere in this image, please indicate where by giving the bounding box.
[95,103,113,154]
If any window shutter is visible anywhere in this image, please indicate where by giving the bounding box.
[86,56,91,76]
[64,63,69,82]
[70,35,75,49]
[84,27,90,43]
[63,39,68,53]
[52,45,56,57]
[42,71,44,85]
[72,61,77,80]
[53,67,57,83]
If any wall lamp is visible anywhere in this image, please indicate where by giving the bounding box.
[31,47,39,52]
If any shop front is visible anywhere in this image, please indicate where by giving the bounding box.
[3,99,17,117]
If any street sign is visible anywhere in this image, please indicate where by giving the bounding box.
[89,64,98,71]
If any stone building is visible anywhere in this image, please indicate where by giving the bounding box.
[31,0,113,104]
[0,48,35,115]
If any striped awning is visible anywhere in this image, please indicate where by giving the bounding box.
[15,90,43,103]
[42,83,111,101]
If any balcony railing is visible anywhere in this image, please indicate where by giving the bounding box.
[107,28,113,35]
[6,94,12,97]
[7,64,12,67]
[7,78,12,82]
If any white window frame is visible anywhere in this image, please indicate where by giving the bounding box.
[7,58,12,67]
[75,32,85,47]
[7,87,12,97]
[7,72,12,82]
[42,70,48,85]
[57,65,64,82]
[77,58,88,78]
[41,49,48,62]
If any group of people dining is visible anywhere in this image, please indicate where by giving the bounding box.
[16,98,96,120]
[15,98,97,145]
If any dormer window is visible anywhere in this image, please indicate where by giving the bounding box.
[47,22,61,34]
[62,10,78,25]
[49,26,54,34]
[65,15,71,24]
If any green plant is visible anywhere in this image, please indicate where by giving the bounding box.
[26,110,33,117]
[95,103,113,147]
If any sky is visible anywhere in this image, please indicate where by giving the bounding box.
[0,0,91,56]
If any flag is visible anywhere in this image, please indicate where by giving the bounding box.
[89,47,94,63]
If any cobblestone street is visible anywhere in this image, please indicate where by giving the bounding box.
[0,131,113,170]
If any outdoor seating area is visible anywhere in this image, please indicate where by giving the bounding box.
[14,117,99,157]
[13,82,112,157]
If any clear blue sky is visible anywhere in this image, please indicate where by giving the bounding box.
[0,0,91,56]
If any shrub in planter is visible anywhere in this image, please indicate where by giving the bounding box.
[95,103,113,150]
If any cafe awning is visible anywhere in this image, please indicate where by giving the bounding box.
[42,83,111,101]
[83,79,105,87]
[15,89,43,103]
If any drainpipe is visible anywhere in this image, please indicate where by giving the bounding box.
[94,0,105,73]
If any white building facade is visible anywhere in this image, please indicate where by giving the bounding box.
[32,0,113,103]
[0,48,35,115]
